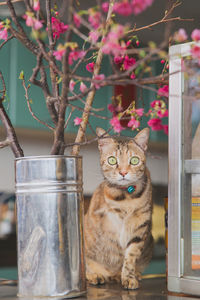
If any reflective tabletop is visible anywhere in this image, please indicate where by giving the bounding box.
[0,277,199,300]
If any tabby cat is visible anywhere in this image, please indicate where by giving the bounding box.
[84,127,153,290]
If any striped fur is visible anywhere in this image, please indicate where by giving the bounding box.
[84,128,153,289]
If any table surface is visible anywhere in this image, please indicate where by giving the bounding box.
[0,277,200,300]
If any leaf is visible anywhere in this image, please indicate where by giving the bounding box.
[19,71,24,80]
[78,10,89,16]
[139,50,146,58]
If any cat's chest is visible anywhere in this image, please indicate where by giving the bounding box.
[106,208,133,249]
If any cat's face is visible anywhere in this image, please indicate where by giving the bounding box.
[97,128,149,186]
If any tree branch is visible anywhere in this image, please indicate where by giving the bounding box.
[71,0,115,156]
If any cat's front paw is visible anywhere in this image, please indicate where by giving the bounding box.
[86,272,106,285]
[121,276,139,290]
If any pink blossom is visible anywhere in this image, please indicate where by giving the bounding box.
[89,31,99,43]
[24,14,35,27]
[158,85,169,97]
[53,47,66,60]
[0,28,8,40]
[151,100,161,108]
[114,56,124,64]
[148,118,163,131]
[135,108,144,117]
[157,110,168,118]
[69,80,76,92]
[74,117,82,126]
[108,104,116,113]
[173,28,188,43]
[86,62,95,73]
[102,41,126,56]
[93,74,105,89]
[123,55,136,70]
[68,50,86,65]
[80,82,87,93]
[73,14,81,28]
[163,125,168,135]
[110,116,124,133]
[88,11,101,29]
[33,0,40,11]
[33,19,43,30]
[130,72,136,79]
[191,45,200,61]
[114,2,133,16]
[191,29,200,41]
[131,0,154,15]
[127,117,140,130]
[102,2,109,12]
[23,13,43,30]
[51,17,69,39]
[102,24,126,56]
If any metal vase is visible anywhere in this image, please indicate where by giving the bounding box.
[15,155,86,299]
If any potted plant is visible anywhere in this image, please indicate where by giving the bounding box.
[0,0,196,298]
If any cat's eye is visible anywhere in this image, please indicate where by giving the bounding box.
[108,156,117,165]
[130,156,140,165]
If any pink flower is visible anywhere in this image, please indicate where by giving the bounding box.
[89,31,99,43]
[110,116,124,133]
[131,0,154,15]
[157,110,168,118]
[33,0,40,11]
[135,108,144,117]
[74,117,82,126]
[51,17,68,39]
[93,74,105,89]
[53,47,66,60]
[80,82,87,93]
[163,125,168,135]
[88,11,101,29]
[130,72,136,79]
[86,62,95,73]
[0,28,8,40]
[123,55,136,70]
[33,19,43,30]
[108,104,116,113]
[114,2,133,16]
[69,80,76,92]
[102,2,109,12]
[148,118,163,131]
[127,117,140,130]
[73,14,81,28]
[191,45,200,62]
[114,56,124,64]
[173,28,188,43]
[24,14,35,27]
[102,42,126,56]
[102,24,127,56]
[68,50,86,65]
[158,85,169,97]
[191,29,200,41]
[23,13,43,30]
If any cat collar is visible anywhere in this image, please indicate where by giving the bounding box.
[120,185,136,194]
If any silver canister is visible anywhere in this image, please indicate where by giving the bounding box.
[15,155,86,299]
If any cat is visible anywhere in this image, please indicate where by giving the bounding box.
[84,127,153,290]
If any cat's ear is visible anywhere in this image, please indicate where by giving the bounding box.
[134,128,150,151]
[96,127,114,150]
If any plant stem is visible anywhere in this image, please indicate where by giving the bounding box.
[71,0,115,156]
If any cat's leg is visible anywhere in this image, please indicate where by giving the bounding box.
[121,241,144,289]
[86,258,113,285]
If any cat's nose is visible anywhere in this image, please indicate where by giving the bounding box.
[119,171,128,177]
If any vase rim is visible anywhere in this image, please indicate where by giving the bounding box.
[15,155,82,161]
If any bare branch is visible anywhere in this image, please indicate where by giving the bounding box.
[21,77,54,131]
[0,138,10,149]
